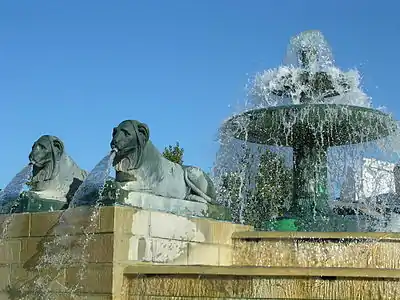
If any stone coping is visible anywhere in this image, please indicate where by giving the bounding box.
[123,265,400,279]
[118,192,232,221]
[232,231,400,241]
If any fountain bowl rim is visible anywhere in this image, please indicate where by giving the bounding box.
[221,103,398,147]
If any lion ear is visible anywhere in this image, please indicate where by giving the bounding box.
[138,122,150,142]
[52,138,64,159]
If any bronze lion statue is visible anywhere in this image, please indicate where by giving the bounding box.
[110,120,216,204]
[28,135,88,204]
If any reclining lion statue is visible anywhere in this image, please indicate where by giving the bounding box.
[110,120,216,204]
[28,135,88,204]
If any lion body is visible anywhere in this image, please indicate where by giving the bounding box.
[112,121,216,204]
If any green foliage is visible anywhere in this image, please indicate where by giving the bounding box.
[219,148,293,230]
[162,142,184,165]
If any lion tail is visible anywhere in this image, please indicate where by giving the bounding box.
[183,168,213,203]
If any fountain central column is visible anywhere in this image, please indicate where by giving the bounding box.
[292,145,329,213]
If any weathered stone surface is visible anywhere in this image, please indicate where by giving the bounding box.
[23,135,88,210]
[110,120,217,204]
[0,206,249,299]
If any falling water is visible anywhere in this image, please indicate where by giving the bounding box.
[0,164,33,244]
[0,164,32,213]
[69,151,116,207]
[11,152,116,300]
[214,30,400,232]
[249,31,371,109]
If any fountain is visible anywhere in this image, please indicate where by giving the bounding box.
[221,30,398,231]
[1,30,400,299]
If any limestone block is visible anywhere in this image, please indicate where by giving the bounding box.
[65,264,113,294]
[187,242,219,265]
[151,238,188,264]
[97,206,115,233]
[29,207,104,237]
[130,210,150,236]
[0,240,21,263]
[30,211,62,237]
[218,245,233,266]
[126,236,151,261]
[55,206,101,236]
[0,293,9,300]
[116,235,189,265]
[8,264,66,293]
[0,213,30,238]
[20,237,42,262]
[86,234,114,263]
[149,211,204,242]
[192,218,252,245]
[0,265,10,291]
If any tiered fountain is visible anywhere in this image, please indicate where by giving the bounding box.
[222,30,398,231]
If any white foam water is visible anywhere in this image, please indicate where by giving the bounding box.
[0,164,32,213]
[0,164,33,246]
[250,67,371,108]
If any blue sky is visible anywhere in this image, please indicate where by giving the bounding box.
[1,0,399,187]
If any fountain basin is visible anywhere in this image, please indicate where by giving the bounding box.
[224,104,397,147]
[232,231,400,269]
[122,264,400,299]
[223,104,398,230]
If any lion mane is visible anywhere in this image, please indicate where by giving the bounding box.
[29,135,88,202]
[111,120,216,203]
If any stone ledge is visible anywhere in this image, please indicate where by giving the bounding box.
[120,192,231,220]
[123,264,400,278]
[122,272,400,299]
[232,231,400,241]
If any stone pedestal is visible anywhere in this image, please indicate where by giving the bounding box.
[0,205,251,299]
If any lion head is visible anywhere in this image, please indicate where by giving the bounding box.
[110,120,150,171]
[29,135,64,184]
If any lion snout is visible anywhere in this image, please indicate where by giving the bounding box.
[110,139,118,151]
[28,152,37,164]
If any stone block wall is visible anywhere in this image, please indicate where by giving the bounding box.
[0,206,251,299]
[108,206,252,297]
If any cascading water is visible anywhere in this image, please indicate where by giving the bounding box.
[0,164,33,244]
[69,151,116,207]
[0,164,33,214]
[215,30,400,232]
[12,152,116,300]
